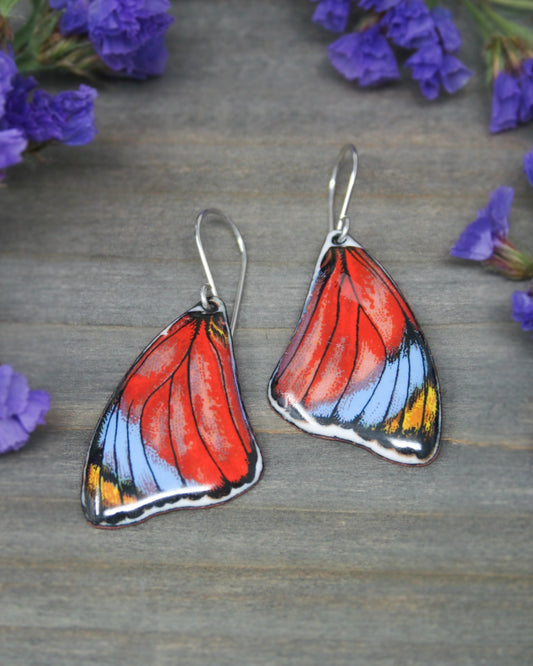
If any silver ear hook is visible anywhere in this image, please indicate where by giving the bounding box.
[328,144,358,244]
[195,208,247,335]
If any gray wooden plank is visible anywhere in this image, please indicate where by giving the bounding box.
[1,497,532,576]
[2,145,531,265]
[1,561,531,643]
[1,255,529,328]
[0,321,531,445]
[1,426,532,513]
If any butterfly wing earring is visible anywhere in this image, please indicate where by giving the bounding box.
[82,209,263,527]
[268,145,441,465]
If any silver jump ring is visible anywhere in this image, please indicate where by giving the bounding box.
[332,215,350,245]
[200,284,217,313]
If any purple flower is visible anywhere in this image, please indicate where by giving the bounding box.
[52,84,98,146]
[5,78,63,143]
[328,26,400,86]
[358,0,401,11]
[450,217,496,261]
[485,186,514,237]
[440,53,471,93]
[0,50,17,115]
[380,0,437,50]
[406,44,441,99]
[49,0,89,35]
[450,186,513,261]
[490,59,533,131]
[4,78,97,146]
[519,59,533,124]
[524,149,533,187]
[406,43,471,100]
[312,0,352,33]
[87,0,174,79]
[512,288,533,335]
[0,365,50,454]
[0,129,27,174]
[431,6,461,54]
[3,75,37,129]
[490,71,521,133]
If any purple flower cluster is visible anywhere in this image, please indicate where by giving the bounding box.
[490,60,533,133]
[0,50,97,177]
[50,0,174,79]
[321,0,471,98]
[0,365,50,454]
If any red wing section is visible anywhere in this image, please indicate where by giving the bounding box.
[82,303,262,527]
[269,238,441,465]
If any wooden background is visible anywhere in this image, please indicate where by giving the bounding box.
[1,1,532,664]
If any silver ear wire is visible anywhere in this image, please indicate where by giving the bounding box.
[328,144,358,244]
[195,208,247,335]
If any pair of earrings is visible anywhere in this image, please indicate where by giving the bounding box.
[81,145,441,528]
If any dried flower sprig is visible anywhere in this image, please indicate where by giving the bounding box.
[13,0,174,79]
[450,186,533,281]
[0,47,97,179]
[451,153,533,339]
[310,0,533,132]
[311,0,472,100]
[0,0,174,178]
[463,0,533,132]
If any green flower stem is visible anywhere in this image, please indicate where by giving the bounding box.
[482,2,533,47]
[463,0,494,42]
[489,0,533,9]
[39,38,101,77]
[489,241,533,280]
[17,37,102,77]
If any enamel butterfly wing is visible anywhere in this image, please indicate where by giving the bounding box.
[82,301,262,527]
[82,209,262,527]
[268,232,441,465]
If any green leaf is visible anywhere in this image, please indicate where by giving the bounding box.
[0,0,21,18]
[13,0,43,52]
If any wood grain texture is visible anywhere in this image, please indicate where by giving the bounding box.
[1,1,532,664]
